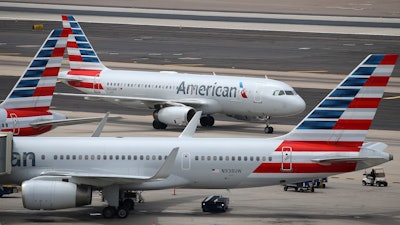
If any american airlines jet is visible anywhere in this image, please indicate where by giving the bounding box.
[57,15,306,133]
[0,29,109,136]
[0,54,396,218]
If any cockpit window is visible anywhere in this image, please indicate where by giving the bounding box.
[273,90,296,96]
[285,90,294,95]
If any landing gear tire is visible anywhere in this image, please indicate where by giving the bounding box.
[200,115,215,127]
[264,126,274,134]
[152,120,167,129]
[117,207,129,219]
[103,206,116,219]
[264,116,273,134]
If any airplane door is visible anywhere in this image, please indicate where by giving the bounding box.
[254,83,262,103]
[181,152,191,170]
[10,113,19,135]
[281,146,292,172]
[93,76,101,94]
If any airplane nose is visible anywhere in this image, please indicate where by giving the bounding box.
[287,95,306,115]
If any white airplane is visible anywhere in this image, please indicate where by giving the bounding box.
[0,54,396,218]
[0,29,112,136]
[56,15,306,133]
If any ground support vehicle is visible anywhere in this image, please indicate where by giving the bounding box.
[201,195,229,212]
[362,167,388,187]
[0,185,19,197]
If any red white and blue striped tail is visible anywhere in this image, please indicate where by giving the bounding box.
[280,54,398,151]
[62,15,107,76]
[0,29,69,111]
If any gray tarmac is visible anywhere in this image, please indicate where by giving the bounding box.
[0,1,400,224]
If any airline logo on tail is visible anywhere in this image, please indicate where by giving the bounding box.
[62,15,106,77]
[252,54,398,174]
[1,29,69,111]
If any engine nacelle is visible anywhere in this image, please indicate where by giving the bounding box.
[22,180,92,210]
[154,106,196,125]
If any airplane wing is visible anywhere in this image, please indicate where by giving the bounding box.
[38,147,179,186]
[30,114,121,128]
[54,92,208,107]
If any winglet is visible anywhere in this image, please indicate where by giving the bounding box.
[91,112,110,137]
[151,147,179,179]
[179,111,202,138]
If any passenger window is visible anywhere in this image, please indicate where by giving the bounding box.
[60,155,64,160]
[41,155,45,160]
[72,155,76,160]
[54,155,57,160]
[195,156,199,161]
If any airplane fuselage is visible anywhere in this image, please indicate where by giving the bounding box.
[2,136,381,190]
[62,69,305,118]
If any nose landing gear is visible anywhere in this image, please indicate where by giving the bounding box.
[264,116,274,134]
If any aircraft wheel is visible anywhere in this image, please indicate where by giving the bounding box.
[264,126,274,134]
[103,206,116,219]
[153,120,167,129]
[117,207,129,219]
[200,116,215,127]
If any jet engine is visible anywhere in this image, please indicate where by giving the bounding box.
[154,106,196,125]
[22,180,92,210]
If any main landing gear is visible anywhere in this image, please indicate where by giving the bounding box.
[264,116,274,134]
[102,186,143,219]
[102,198,135,219]
[200,115,215,127]
[152,120,167,129]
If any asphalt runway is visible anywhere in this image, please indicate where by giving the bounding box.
[0,2,400,224]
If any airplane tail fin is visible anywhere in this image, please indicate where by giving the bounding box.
[0,29,69,111]
[61,15,107,76]
[280,54,398,150]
